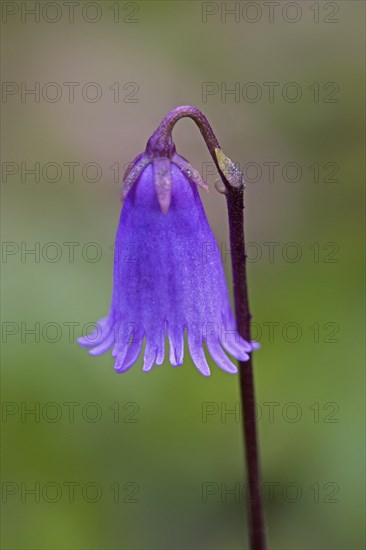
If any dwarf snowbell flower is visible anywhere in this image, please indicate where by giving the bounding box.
[78,107,257,376]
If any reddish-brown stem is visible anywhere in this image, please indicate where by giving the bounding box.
[226,187,266,550]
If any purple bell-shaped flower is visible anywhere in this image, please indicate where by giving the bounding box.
[78,114,257,376]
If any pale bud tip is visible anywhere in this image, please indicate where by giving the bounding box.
[215,148,244,189]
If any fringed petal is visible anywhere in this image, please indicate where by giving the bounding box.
[89,333,115,356]
[143,339,157,372]
[77,317,109,348]
[207,337,238,374]
[168,326,185,367]
[188,332,210,377]
[115,339,143,373]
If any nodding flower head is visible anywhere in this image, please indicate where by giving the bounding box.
[78,108,258,376]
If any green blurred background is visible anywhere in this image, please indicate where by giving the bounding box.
[1,1,364,549]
